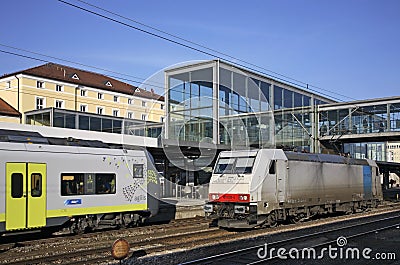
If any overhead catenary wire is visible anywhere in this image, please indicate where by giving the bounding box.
[0,44,166,89]
[0,47,330,107]
[0,49,168,93]
[74,0,356,102]
[56,0,352,102]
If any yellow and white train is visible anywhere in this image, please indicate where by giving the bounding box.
[0,130,159,234]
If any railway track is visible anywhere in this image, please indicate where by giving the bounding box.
[180,211,400,264]
[0,217,211,264]
[1,203,400,264]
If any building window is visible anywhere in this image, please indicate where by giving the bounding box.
[105,81,112,87]
[98,93,103,100]
[37,81,44,88]
[114,95,119,102]
[142,101,146,107]
[160,104,164,110]
[81,89,87,97]
[36,97,45,109]
[160,116,164,122]
[55,100,64,109]
[141,114,147,121]
[56,84,63,92]
[127,112,133,119]
[97,107,104,115]
[80,105,87,112]
[113,109,119,117]
[128,98,133,105]
[71,73,79,80]
[6,81,11,89]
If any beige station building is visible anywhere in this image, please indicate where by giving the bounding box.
[387,142,400,186]
[0,63,164,136]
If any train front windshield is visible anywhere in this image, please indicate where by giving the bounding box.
[214,156,255,174]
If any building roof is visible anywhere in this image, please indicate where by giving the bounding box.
[1,63,164,101]
[0,98,21,117]
[166,59,336,103]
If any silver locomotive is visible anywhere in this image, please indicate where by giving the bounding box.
[205,149,382,228]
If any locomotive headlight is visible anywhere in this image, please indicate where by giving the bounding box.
[211,194,219,200]
[238,194,250,201]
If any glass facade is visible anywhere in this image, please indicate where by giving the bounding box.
[168,67,214,143]
[166,60,331,150]
[319,102,400,137]
[274,108,312,151]
[343,142,386,161]
[25,108,162,138]
[318,99,400,161]
[165,60,400,163]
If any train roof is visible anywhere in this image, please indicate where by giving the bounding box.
[218,149,375,166]
[284,151,371,166]
[0,129,121,149]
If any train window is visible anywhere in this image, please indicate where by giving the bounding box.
[61,173,84,196]
[11,173,23,198]
[61,173,116,196]
[235,157,255,174]
[133,164,144,178]
[269,160,276,174]
[214,158,235,174]
[85,174,95,194]
[95,174,116,194]
[31,173,42,197]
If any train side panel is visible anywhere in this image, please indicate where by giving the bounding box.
[0,142,156,233]
[285,161,365,204]
[206,149,383,229]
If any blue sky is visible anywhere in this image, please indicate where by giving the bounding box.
[1,0,399,101]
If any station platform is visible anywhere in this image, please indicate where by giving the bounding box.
[147,198,206,223]
[383,187,400,201]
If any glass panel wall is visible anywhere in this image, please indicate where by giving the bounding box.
[389,103,400,131]
[218,67,273,148]
[274,86,283,110]
[275,109,311,151]
[166,61,335,150]
[168,66,214,142]
[25,108,160,138]
[344,142,386,161]
[320,104,390,137]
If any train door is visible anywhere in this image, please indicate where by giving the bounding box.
[363,165,373,200]
[276,160,287,203]
[5,163,47,230]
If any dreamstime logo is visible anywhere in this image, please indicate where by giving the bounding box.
[257,236,396,261]
[336,236,347,247]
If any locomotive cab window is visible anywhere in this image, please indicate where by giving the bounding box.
[235,157,255,174]
[31,173,42,197]
[133,164,143,178]
[214,158,235,174]
[214,157,255,174]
